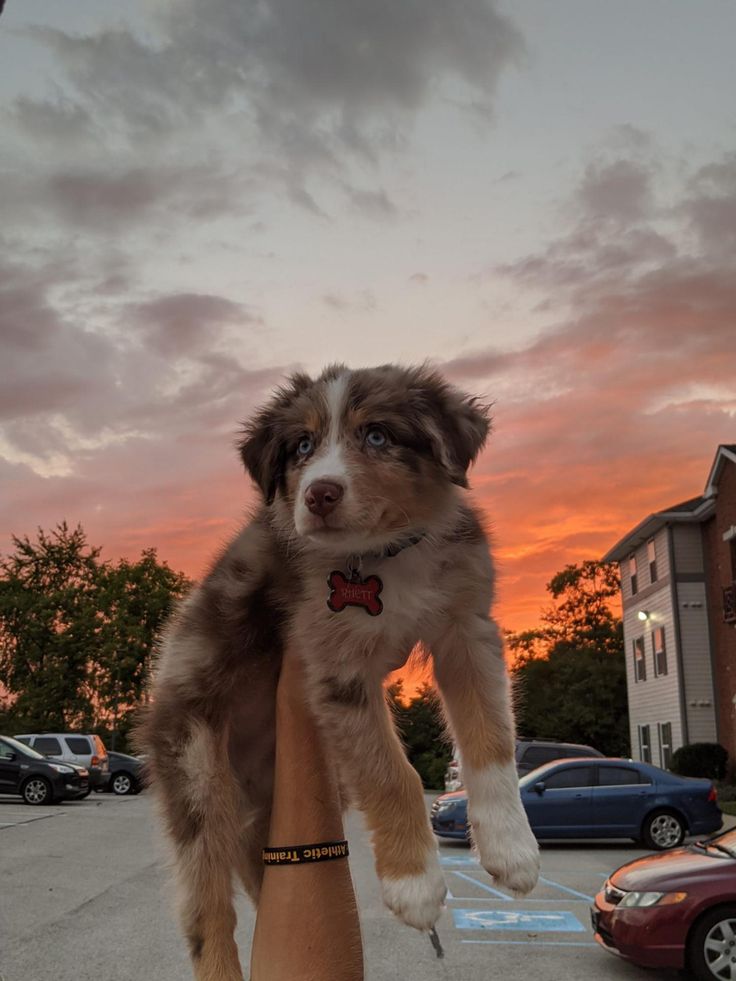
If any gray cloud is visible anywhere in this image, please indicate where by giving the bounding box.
[684,154,736,249]
[18,2,523,204]
[321,290,377,314]
[0,250,273,477]
[448,142,736,475]
[125,293,261,357]
[577,158,654,224]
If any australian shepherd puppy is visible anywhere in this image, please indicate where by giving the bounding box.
[141,363,539,980]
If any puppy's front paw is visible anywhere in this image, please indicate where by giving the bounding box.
[473,816,540,896]
[381,856,447,930]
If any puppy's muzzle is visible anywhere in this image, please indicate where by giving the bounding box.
[305,480,344,517]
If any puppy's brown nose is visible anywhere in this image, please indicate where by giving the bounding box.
[305,480,344,517]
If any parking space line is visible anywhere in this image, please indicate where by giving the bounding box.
[538,876,594,902]
[451,871,512,900]
[448,896,589,903]
[0,813,59,830]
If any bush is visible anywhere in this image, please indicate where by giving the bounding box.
[670,742,728,781]
[716,783,736,803]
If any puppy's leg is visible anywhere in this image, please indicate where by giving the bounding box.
[156,720,245,981]
[309,670,446,930]
[432,616,539,895]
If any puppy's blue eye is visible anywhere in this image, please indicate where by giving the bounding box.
[297,437,313,456]
[366,428,387,448]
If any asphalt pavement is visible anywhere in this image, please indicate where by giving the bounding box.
[0,791,694,981]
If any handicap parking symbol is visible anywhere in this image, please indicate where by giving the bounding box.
[453,909,584,933]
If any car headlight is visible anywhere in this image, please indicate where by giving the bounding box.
[619,891,687,908]
[48,763,74,775]
[435,801,458,813]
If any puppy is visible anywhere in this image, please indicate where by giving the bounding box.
[140,363,539,981]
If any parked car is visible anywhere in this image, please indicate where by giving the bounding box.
[0,735,90,804]
[104,751,144,796]
[15,732,109,791]
[431,758,722,849]
[515,738,605,775]
[592,826,736,979]
[443,738,604,791]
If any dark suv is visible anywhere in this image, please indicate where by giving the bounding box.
[515,738,604,774]
[0,735,90,804]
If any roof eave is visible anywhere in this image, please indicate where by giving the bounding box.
[603,498,715,563]
[704,445,736,497]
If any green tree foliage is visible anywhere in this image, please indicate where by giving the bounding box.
[0,523,102,730]
[388,679,452,790]
[0,523,190,748]
[508,560,629,757]
[93,549,191,749]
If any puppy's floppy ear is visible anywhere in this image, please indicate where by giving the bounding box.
[435,388,491,487]
[410,367,491,488]
[238,372,312,505]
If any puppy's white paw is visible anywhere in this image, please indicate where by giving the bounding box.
[473,817,540,896]
[381,858,447,930]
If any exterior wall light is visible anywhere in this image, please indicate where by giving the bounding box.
[637,610,650,621]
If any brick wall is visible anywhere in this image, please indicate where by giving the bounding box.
[703,457,736,769]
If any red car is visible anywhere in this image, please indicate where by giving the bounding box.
[592,825,736,980]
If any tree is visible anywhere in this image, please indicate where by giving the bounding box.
[508,560,629,757]
[0,523,191,747]
[92,549,191,749]
[388,680,452,789]
[0,523,102,730]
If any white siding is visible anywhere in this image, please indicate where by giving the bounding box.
[620,529,668,603]
[672,525,705,574]
[623,581,683,763]
[676,581,718,743]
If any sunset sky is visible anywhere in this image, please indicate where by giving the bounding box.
[1,1,734,636]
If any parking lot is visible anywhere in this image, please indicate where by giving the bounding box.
[0,790,709,981]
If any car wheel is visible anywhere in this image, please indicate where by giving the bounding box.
[22,776,52,805]
[642,809,685,850]
[111,772,135,796]
[688,905,736,981]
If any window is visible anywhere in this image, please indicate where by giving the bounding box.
[629,554,638,595]
[648,539,658,583]
[638,724,651,764]
[522,746,567,768]
[652,627,668,676]
[15,736,31,746]
[65,737,91,755]
[544,766,595,789]
[597,766,641,786]
[658,723,673,769]
[33,736,62,756]
[0,741,16,760]
[633,637,646,682]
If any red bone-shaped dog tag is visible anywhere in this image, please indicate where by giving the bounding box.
[327,570,383,616]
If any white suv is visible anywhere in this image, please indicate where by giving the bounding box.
[15,733,110,791]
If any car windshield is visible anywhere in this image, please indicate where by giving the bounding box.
[1,736,46,760]
[696,828,736,857]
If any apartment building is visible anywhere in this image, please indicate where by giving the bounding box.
[603,445,736,769]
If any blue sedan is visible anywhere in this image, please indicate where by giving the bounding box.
[430,758,722,851]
